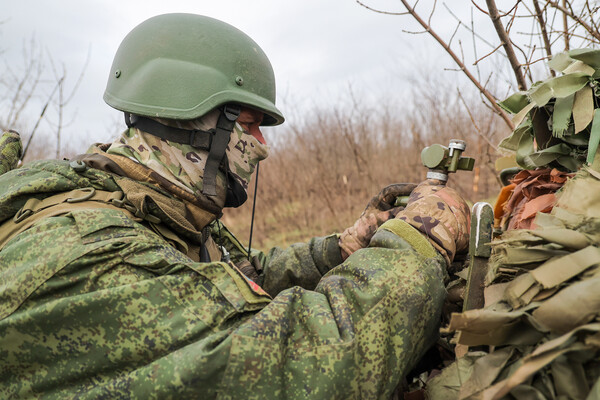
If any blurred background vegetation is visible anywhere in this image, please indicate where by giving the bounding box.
[224,84,507,250]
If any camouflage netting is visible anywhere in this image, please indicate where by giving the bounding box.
[428,166,600,399]
[498,49,600,172]
[424,50,600,400]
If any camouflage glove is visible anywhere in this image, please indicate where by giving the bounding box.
[339,183,417,260]
[395,180,470,265]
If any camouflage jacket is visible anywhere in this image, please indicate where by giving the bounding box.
[0,159,448,399]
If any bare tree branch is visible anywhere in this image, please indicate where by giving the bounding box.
[22,77,63,160]
[496,1,523,18]
[533,0,555,76]
[474,44,503,66]
[355,0,410,16]
[486,0,528,91]
[398,0,515,129]
[457,89,500,151]
[547,0,600,42]
[442,3,498,50]
[471,0,489,15]
[585,1,600,36]
[448,21,461,47]
[562,0,570,49]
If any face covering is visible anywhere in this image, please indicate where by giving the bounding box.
[226,123,269,189]
[106,109,269,207]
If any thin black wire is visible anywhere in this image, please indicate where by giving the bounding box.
[247,162,259,260]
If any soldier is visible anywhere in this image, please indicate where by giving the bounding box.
[0,14,470,398]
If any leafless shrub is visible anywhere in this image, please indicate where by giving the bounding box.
[0,26,88,162]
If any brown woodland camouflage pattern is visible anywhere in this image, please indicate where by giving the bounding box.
[0,141,454,398]
[396,181,471,265]
[339,183,416,259]
[107,111,268,208]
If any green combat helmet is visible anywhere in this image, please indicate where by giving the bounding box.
[498,49,600,172]
[104,13,283,125]
[103,14,284,204]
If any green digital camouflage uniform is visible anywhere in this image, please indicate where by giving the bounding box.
[0,142,450,399]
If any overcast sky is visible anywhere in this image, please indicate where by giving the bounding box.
[3,0,494,149]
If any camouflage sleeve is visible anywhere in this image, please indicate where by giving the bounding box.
[1,208,447,399]
[210,221,343,297]
[0,131,22,175]
[257,234,344,296]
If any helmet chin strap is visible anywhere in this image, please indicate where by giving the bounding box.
[124,105,248,207]
[202,106,240,197]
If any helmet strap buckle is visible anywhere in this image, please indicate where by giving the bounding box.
[202,105,241,197]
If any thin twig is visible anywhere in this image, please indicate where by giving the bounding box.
[471,0,489,15]
[504,3,519,34]
[428,0,437,27]
[563,0,570,49]
[585,1,600,35]
[482,71,494,92]
[443,3,498,49]
[522,44,537,83]
[496,0,522,18]
[457,89,500,152]
[22,77,63,160]
[547,28,600,44]
[522,14,536,83]
[474,44,503,66]
[448,21,461,47]
[401,29,430,35]
[522,55,552,66]
[355,0,410,15]
[548,0,600,42]
[471,7,481,81]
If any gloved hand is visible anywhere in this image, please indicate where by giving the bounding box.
[339,183,417,260]
[395,179,470,265]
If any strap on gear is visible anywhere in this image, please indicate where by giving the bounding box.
[203,106,240,196]
[124,106,241,198]
[0,189,138,251]
[199,225,212,262]
[124,113,212,149]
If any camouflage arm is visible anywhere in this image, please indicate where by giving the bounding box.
[1,207,446,399]
[257,234,343,296]
[211,221,344,297]
[222,228,448,398]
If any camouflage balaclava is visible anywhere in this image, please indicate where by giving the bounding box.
[106,109,269,208]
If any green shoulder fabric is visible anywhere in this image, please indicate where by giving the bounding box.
[0,160,121,224]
